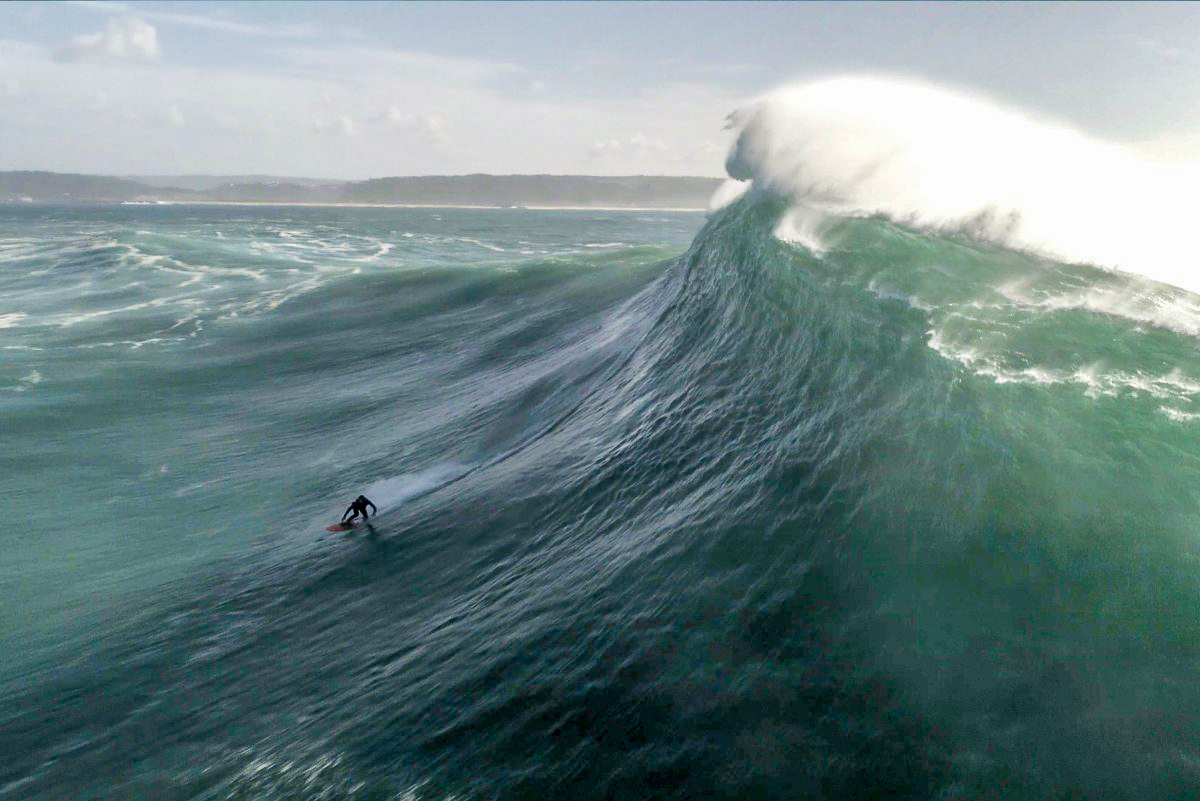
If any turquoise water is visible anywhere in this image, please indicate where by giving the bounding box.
[3,198,1200,798]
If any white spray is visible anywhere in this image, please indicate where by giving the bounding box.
[361,463,468,513]
[718,75,1200,293]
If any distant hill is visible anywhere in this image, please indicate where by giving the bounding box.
[126,174,346,192]
[198,182,341,203]
[0,171,195,202]
[0,172,722,208]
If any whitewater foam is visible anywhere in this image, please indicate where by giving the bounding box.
[773,206,830,254]
[993,278,1200,338]
[724,75,1200,294]
[455,237,506,252]
[10,369,43,392]
[929,321,1200,401]
[1161,407,1200,423]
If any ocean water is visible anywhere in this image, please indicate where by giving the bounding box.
[3,195,1200,800]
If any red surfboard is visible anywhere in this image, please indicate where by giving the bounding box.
[325,521,359,532]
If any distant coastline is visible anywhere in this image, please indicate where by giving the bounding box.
[0,171,722,210]
[120,200,708,212]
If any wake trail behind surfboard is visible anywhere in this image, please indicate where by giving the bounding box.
[355,463,469,517]
[325,466,468,532]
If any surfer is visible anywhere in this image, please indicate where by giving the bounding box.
[341,494,377,523]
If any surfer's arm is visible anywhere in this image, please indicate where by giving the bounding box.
[366,499,377,514]
[341,504,354,521]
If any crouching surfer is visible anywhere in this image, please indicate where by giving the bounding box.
[342,494,377,524]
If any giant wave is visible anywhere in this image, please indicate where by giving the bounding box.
[4,84,1200,800]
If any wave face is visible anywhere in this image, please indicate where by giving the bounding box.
[4,195,1200,800]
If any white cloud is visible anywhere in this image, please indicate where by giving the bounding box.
[590,132,668,159]
[276,44,522,85]
[65,1,133,13]
[1131,36,1189,64]
[687,140,725,160]
[66,1,314,38]
[0,34,732,177]
[54,16,161,63]
[591,138,622,155]
[149,9,315,38]
[315,114,358,137]
[381,107,449,143]
[629,132,667,152]
[212,112,251,134]
[167,105,184,127]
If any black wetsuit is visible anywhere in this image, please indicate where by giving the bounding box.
[342,495,377,523]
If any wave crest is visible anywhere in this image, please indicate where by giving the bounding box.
[724,75,1200,293]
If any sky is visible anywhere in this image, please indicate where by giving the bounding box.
[1,1,1199,179]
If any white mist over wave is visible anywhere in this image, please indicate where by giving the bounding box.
[721,75,1200,294]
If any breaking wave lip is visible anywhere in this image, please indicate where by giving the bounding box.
[720,74,1200,295]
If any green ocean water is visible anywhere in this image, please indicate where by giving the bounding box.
[3,197,1200,799]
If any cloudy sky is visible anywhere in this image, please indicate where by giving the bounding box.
[1,1,1199,178]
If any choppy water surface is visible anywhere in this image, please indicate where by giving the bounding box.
[3,200,1200,799]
